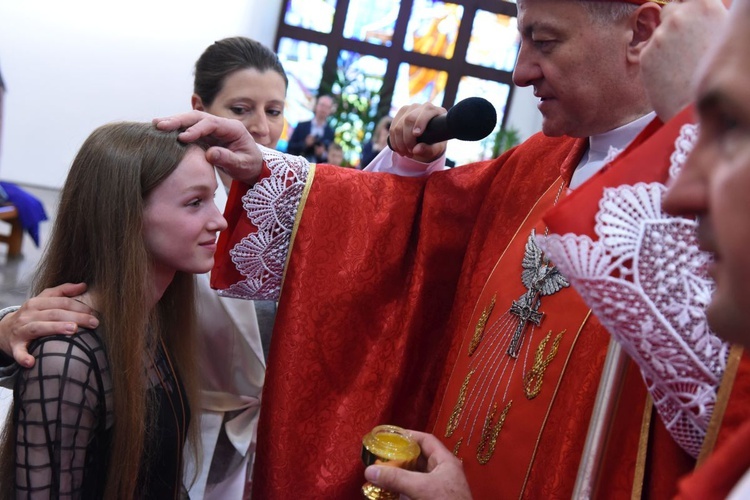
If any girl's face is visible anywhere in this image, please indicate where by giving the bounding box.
[142,147,227,283]
[193,68,287,148]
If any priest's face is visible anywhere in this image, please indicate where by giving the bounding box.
[663,8,750,347]
[513,0,639,138]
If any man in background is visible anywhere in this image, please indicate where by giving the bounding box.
[287,94,336,161]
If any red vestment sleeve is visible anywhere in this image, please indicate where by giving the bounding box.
[211,166,271,291]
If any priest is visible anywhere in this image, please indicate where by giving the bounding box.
[164,1,701,497]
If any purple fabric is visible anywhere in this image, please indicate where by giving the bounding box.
[0,182,48,246]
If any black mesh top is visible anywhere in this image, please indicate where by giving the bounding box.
[12,328,190,499]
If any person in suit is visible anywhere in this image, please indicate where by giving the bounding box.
[286,94,336,161]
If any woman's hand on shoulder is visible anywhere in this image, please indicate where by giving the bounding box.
[0,283,98,368]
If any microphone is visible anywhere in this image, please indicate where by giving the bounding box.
[417,97,497,145]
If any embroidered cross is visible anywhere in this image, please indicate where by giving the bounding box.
[508,291,544,358]
[507,231,569,358]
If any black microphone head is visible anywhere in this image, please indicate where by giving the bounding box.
[446,97,497,141]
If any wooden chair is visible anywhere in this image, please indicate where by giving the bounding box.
[0,204,23,257]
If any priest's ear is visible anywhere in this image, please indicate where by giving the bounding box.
[626,2,661,62]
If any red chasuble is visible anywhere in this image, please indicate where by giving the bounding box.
[215,132,693,498]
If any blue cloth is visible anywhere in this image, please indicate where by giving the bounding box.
[0,182,48,247]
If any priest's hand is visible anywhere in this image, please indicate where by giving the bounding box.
[153,110,264,185]
[364,430,473,500]
[640,0,728,121]
[0,283,98,368]
[388,103,448,164]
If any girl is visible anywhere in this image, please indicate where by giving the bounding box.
[0,122,226,498]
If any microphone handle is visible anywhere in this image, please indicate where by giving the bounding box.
[416,114,451,145]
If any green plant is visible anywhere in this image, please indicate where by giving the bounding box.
[492,127,521,158]
[321,53,391,167]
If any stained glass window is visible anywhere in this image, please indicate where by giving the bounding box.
[284,0,338,34]
[392,63,448,113]
[404,1,463,60]
[276,37,329,150]
[343,0,401,46]
[330,50,388,165]
[447,76,511,165]
[466,11,519,72]
[276,0,520,164]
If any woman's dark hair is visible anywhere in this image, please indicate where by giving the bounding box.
[194,36,288,106]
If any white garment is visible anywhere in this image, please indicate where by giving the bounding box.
[728,469,750,499]
[569,112,656,188]
[364,147,447,176]
[186,173,266,499]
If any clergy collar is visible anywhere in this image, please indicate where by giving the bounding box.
[589,112,656,157]
[570,111,656,189]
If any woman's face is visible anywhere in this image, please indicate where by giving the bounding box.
[193,68,286,148]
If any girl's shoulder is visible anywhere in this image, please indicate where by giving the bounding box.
[25,328,108,378]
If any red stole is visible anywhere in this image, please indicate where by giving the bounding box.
[431,179,598,497]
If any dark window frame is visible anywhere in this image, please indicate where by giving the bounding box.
[275,0,519,128]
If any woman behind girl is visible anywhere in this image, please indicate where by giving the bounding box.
[0,122,226,498]
[187,36,288,498]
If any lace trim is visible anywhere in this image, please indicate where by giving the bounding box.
[218,146,310,300]
[538,123,727,458]
[602,145,623,165]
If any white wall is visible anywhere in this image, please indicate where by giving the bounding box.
[0,0,283,189]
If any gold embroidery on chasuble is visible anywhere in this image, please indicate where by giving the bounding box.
[434,178,592,494]
[523,330,565,400]
[469,294,495,356]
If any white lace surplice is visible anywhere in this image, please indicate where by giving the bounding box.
[538,122,728,458]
